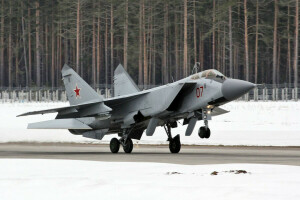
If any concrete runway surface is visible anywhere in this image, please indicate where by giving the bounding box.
[0,143,299,166]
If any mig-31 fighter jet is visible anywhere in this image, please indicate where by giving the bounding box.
[18,64,255,153]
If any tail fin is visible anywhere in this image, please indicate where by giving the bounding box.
[62,64,102,105]
[114,64,140,96]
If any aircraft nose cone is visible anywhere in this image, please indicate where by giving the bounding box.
[222,79,255,101]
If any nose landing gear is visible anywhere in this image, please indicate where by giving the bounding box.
[198,117,211,139]
[198,126,210,138]
[164,123,181,153]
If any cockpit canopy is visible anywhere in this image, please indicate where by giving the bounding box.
[190,69,227,81]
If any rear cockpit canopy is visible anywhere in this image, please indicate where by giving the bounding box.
[190,69,226,81]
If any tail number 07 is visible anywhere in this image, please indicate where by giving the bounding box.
[196,86,204,98]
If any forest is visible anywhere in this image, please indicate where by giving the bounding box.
[0,0,299,89]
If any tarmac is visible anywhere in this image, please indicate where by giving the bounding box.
[0,143,299,166]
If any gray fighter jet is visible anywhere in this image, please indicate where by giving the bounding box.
[18,64,255,153]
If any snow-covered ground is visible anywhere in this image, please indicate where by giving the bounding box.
[1,101,300,146]
[0,159,299,200]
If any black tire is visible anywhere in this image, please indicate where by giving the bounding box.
[204,128,211,138]
[110,138,120,153]
[123,138,133,153]
[198,126,206,138]
[169,135,181,153]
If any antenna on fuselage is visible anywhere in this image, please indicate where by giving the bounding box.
[192,62,200,74]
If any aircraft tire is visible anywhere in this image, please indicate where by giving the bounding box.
[204,128,211,138]
[110,138,120,153]
[169,135,181,153]
[123,138,133,153]
[198,127,206,138]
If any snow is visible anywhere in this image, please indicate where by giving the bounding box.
[1,101,300,146]
[0,159,299,200]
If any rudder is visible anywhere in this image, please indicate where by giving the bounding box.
[114,64,140,96]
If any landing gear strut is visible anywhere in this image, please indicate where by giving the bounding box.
[164,123,181,153]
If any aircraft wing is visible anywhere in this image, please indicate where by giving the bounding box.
[104,90,150,106]
[166,82,197,111]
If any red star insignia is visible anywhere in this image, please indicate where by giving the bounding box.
[74,85,81,97]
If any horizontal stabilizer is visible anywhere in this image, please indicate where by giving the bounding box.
[17,101,112,118]
[28,119,92,129]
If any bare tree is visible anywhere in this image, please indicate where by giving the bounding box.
[97,3,101,84]
[105,9,108,88]
[8,4,12,88]
[76,0,80,73]
[138,1,143,85]
[293,0,299,94]
[163,2,168,84]
[123,0,128,70]
[0,0,4,86]
[36,1,41,87]
[272,0,278,86]
[193,0,197,64]
[287,3,291,86]
[175,7,179,80]
[254,0,259,84]
[229,5,233,78]
[212,0,216,69]
[143,0,148,87]
[15,24,19,86]
[244,0,249,81]
[51,7,55,88]
[183,0,188,77]
[28,2,32,86]
[110,2,114,85]
[92,12,96,87]
[21,2,29,87]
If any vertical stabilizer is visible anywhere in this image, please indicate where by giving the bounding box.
[62,64,102,105]
[114,64,140,96]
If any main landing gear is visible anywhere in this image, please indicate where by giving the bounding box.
[109,129,133,153]
[198,118,211,139]
[164,123,181,153]
[109,137,133,153]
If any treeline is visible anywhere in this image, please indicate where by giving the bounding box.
[0,0,299,89]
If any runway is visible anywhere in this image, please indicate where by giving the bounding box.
[0,143,299,166]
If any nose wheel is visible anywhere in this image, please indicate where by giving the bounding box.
[198,126,210,138]
[198,119,211,139]
[164,123,181,153]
